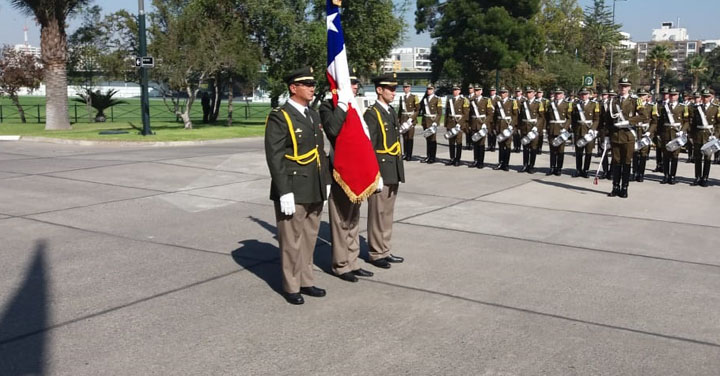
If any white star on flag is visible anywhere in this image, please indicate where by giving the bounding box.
[327,12,338,33]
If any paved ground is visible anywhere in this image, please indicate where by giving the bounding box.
[1,135,719,375]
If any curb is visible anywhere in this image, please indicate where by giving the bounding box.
[15,136,261,147]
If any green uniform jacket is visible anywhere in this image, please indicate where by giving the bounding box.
[607,96,642,144]
[518,98,545,134]
[571,100,600,138]
[546,99,571,137]
[472,96,494,131]
[265,102,329,203]
[399,93,420,124]
[318,99,346,147]
[690,103,720,144]
[493,98,519,131]
[420,95,442,128]
[444,96,470,131]
[658,102,690,143]
[364,102,405,185]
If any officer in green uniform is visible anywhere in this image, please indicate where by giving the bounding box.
[536,88,549,155]
[607,78,643,197]
[513,87,525,153]
[364,74,405,269]
[546,87,571,176]
[518,86,544,173]
[469,84,494,168]
[690,88,720,186]
[444,83,470,166]
[571,87,600,178]
[399,81,420,161]
[487,86,499,152]
[492,86,518,171]
[419,83,442,164]
[465,84,477,150]
[633,88,657,182]
[264,67,329,305]
[658,87,690,185]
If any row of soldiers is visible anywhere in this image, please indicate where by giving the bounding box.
[396,79,720,195]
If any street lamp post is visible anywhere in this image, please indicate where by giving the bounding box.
[138,0,152,136]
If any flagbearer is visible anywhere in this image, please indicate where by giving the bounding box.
[690,88,719,187]
[364,74,405,269]
[419,83,442,164]
[264,67,329,305]
[320,74,376,283]
[399,82,420,161]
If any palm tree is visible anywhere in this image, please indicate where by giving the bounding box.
[9,0,89,130]
[646,44,672,101]
[686,55,709,91]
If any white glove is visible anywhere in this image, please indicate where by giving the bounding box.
[454,124,461,130]
[710,135,717,141]
[326,185,331,200]
[531,126,538,133]
[676,131,684,137]
[481,124,487,130]
[508,125,514,131]
[376,177,384,193]
[406,118,413,126]
[431,122,438,128]
[279,193,295,216]
[643,132,651,138]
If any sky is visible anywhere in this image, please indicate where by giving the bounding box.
[1,0,718,48]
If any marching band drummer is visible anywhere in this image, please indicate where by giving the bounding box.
[633,88,657,182]
[419,83,442,164]
[571,87,600,178]
[690,88,720,187]
[658,87,690,185]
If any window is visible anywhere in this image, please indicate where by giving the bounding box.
[639,43,647,50]
[687,42,696,50]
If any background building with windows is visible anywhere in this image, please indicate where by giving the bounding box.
[379,47,432,72]
[635,22,702,77]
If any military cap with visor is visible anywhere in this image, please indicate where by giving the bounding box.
[284,67,316,86]
[372,73,398,88]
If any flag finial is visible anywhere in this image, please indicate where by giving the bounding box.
[332,0,342,6]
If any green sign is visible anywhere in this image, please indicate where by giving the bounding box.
[583,75,594,87]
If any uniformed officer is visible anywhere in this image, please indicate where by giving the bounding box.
[319,73,375,283]
[464,84,477,150]
[493,86,518,171]
[536,88,549,155]
[487,86,499,152]
[518,86,544,173]
[364,74,405,269]
[633,88,657,182]
[598,90,616,180]
[652,87,670,172]
[418,83,442,164]
[512,87,525,153]
[571,87,600,178]
[658,87,690,185]
[468,84,493,168]
[399,81,420,161]
[265,67,329,304]
[546,87,571,176]
[607,77,642,197]
[690,88,719,186]
[444,83,470,166]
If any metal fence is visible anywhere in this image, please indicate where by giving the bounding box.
[0,102,271,124]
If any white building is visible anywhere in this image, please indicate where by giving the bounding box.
[380,47,431,72]
[651,22,689,42]
[619,32,636,50]
[13,44,41,59]
[702,39,720,53]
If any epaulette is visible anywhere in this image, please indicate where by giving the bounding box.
[271,107,281,112]
[594,102,600,112]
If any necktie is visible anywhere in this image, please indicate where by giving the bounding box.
[304,108,311,119]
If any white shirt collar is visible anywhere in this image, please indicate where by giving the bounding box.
[288,98,308,117]
[428,94,435,100]
[375,99,390,113]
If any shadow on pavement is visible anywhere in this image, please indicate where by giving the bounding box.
[532,178,608,195]
[0,240,49,376]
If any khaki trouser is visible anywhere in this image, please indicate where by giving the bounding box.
[367,183,398,260]
[274,201,323,294]
[328,183,361,275]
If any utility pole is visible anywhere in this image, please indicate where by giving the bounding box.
[608,0,627,89]
[138,0,152,136]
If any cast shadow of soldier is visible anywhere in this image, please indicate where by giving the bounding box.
[232,216,370,297]
[0,240,49,376]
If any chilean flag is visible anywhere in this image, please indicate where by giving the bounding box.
[326,0,380,203]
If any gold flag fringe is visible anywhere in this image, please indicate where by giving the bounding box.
[333,170,380,204]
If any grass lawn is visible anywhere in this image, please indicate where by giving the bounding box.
[0,96,269,141]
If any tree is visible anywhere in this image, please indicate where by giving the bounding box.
[646,44,672,99]
[9,0,90,130]
[0,46,43,123]
[686,55,709,91]
[416,0,544,83]
[72,88,127,122]
[580,0,622,77]
[535,0,584,56]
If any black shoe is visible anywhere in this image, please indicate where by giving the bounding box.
[337,272,359,282]
[619,187,628,198]
[691,178,700,186]
[700,178,709,187]
[546,168,554,176]
[386,254,404,263]
[660,176,668,184]
[527,167,535,174]
[580,171,589,178]
[453,159,461,166]
[493,163,503,170]
[284,292,304,305]
[572,171,580,178]
[369,258,391,269]
[501,165,509,171]
[426,158,435,164]
[445,159,455,166]
[352,268,374,277]
[300,286,326,297]
[653,166,662,172]
[468,161,479,168]
[519,165,528,172]
[420,157,428,163]
[554,168,561,176]
[669,176,677,185]
[636,174,644,182]
[608,186,619,197]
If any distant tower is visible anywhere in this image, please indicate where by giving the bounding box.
[24,24,29,47]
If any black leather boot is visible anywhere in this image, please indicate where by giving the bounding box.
[520,149,529,172]
[619,164,630,198]
[478,145,485,168]
[426,141,437,164]
[404,139,414,161]
[582,154,592,178]
[691,157,702,186]
[528,150,537,174]
[630,154,638,181]
[660,156,671,184]
[608,164,621,197]
[502,148,510,171]
[555,153,564,176]
[669,158,678,185]
[469,144,479,168]
[636,158,646,182]
[701,157,711,187]
[653,148,663,172]
[454,146,462,166]
[572,150,582,177]
[547,151,557,175]
[446,143,456,166]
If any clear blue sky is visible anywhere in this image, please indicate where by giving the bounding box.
[1,0,717,48]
